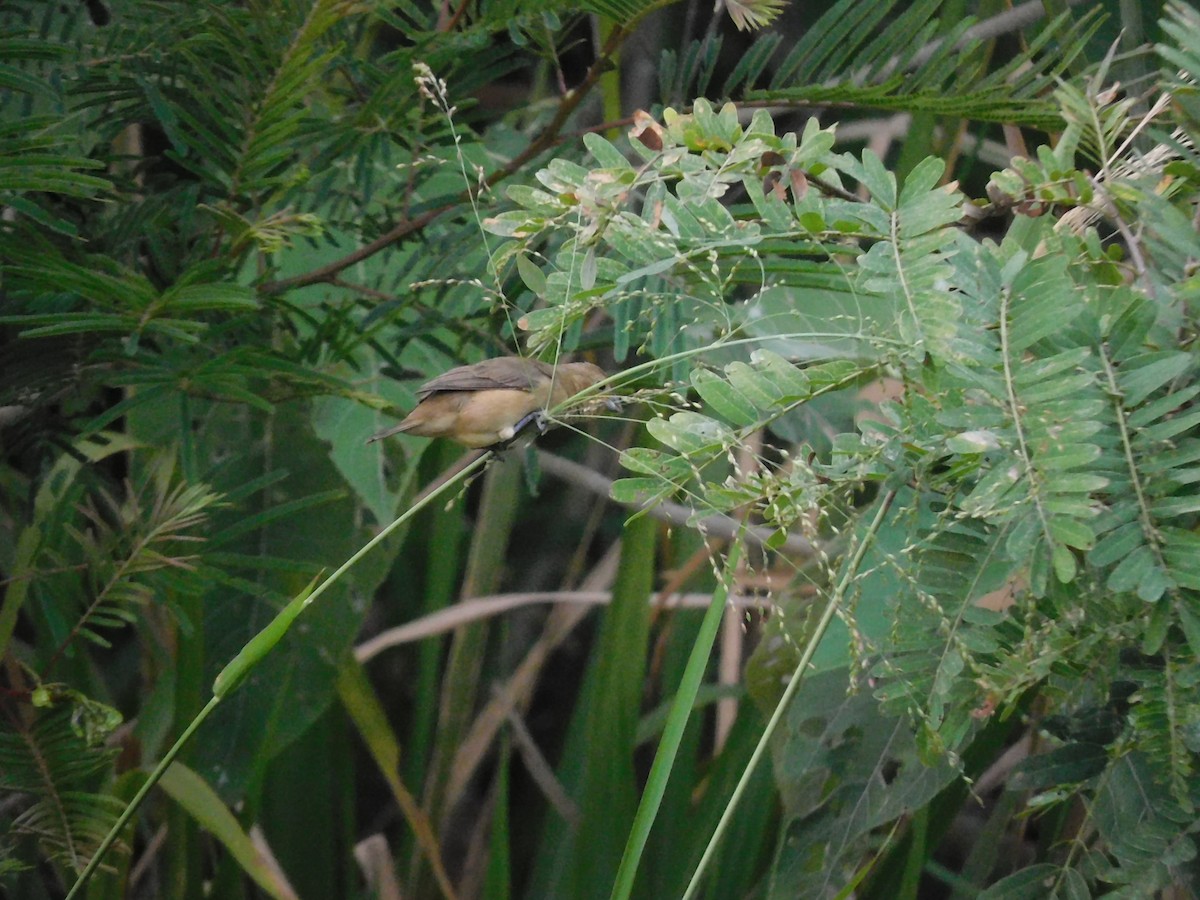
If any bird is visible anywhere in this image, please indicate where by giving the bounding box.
[367,357,612,449]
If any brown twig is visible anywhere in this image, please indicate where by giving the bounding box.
[260,26,629,297]
[535,449,816,556]
[441,0,474,34]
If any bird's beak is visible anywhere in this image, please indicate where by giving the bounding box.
[604,396,623,412]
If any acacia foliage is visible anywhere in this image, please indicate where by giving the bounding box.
[494,19,1200,897]
[0,0,1196,895]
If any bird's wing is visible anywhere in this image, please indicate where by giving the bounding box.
[416,358,552,398]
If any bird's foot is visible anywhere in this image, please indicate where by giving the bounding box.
[512,409,550,437]
[488,410,550,452]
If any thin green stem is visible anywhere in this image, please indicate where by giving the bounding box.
[260,26,630,296]
[548,330,895,416]
[305,453,489,615]
[998,290,1053,555]
[65,694,220,900]
[67,452,490,897]
[682,490,896,900]
[1098,346,1166,570]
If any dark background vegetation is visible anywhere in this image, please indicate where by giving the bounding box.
[2,1,1199,898]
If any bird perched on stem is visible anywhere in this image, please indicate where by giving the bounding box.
[367,357,613,449]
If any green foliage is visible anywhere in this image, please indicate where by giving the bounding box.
[660,0,1099,120]
[3,0,1197,897]
[0,24,111,236]
[492,7,1200,892]
[0,707,124,875]
[766,667,965,895]
[0,0,489,888]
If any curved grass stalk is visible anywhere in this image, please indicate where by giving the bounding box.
[66,452,490,900]
[547,328,895,415]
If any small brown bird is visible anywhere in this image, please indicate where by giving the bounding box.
[368,358,611,449]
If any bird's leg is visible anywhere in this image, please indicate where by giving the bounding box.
[489,409,550,451]
[511,408,551,437]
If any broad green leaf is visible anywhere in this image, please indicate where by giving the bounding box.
[583,132,633,171]
[1127,384,1200,429]
[1106,545,1157,594]
[160,764,298,900]
[1052,542,1077,582]
[1118,352,1193,406]
[1151,495,1200,518]
[1013,347,1091,386]
[898,156,946,204]
[610,477,672,505]
[1009,743,1108,791]
[898,183,961,238]
[1046,473,1108,494]
[647,412,732,455]
[516,254,547,297]
[692,368,759,426]
[724,361,779,410]
[750,349,811,400]
[1006,297,1078,352]
[1089,522,1143,567]
[505,184,563,213]
[846,150,897,208]
[1036,444,1102,471]
[979,864,1078,899]
[1049,518,1094,550]
[619,447,691,481]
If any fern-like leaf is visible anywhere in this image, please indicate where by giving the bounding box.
[0,709,124,874]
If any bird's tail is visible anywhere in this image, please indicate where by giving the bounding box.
[366,420,415,444]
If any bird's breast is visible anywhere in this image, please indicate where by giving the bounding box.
[439,388,542,448]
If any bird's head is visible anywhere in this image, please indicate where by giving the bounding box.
[553,362,622,412]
